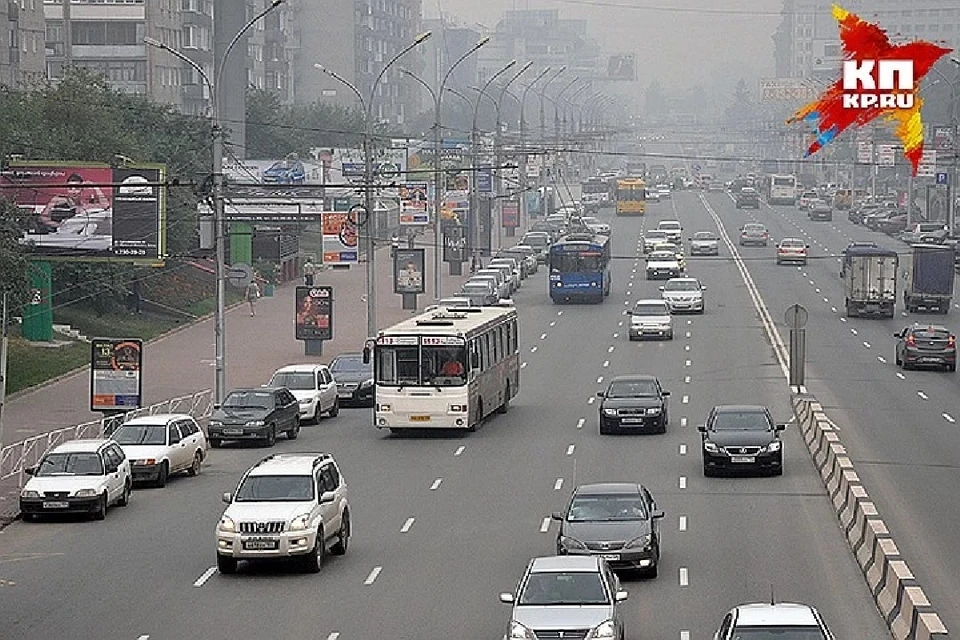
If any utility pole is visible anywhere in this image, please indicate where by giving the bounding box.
[0,291,9,451]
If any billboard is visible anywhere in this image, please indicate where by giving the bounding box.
[321,211,359,264]
[932,125,955,152]
[394,248,425,294]
[442,225,466,263]
[926,184,950,223]
[501,200,519,228]
[3,163,166,262]
[295,286,333,340]
[607,54,636,80]
[90,338,143,412]
[332,147,408,183]
[758,79,820,102]
[223,158,323,185]
[399,181,429,225]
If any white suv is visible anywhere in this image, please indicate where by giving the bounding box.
[714,602,834,639]
[268,364,339,423]
[216,453,350,574]
[20,439,132,521]
[111,414,207,487]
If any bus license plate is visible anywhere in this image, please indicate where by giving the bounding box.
[730,455,755,464]
[410,415,431,422]
[242,538,279,550]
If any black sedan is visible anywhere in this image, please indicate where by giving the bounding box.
[207,387,300,447]
[552,482,664,577]
[597,375,670,435]
[330,352,376,406]
[894,324,957,371]
[699,405,785,476]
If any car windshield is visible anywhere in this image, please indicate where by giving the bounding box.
[331,355,370,373]
[567,494,648,521]
[665,280,700,292]
[606,379,658,397]
[462,283,491,293]
[112,424,166,445]
[222,390,272,409]
[729,627,827,639]
[648,252,675,261]
[235,475,314,502]
[911,328,951,339]
[744,225,766,232]
[519,572,609,606]
[645,231,668,241]
[269,372,315,391]
[693,232,717,240]
[582,217,600,225]
[712,411,771,431]
[634,303,668,316]
[36,452,104,477]
[781,240,805,248]
[659,222,681,230]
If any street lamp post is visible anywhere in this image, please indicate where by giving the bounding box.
[519,68,551,230]
[145,0,286,405]
[537,67,565,218]
[316,31,431,339]
[470,60,516,259]
[495,61,532,242]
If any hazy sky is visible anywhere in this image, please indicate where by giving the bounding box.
[425,0,781,92]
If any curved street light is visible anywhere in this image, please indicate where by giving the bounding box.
[145,0,287,405]
[539,66,566,140]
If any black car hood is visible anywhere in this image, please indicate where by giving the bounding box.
[334,371,373,384]
[601,397,664,410]
[562,519,650,542]
[213,407,271,421]
[705,429,776,446]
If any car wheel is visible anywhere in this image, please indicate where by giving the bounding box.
[467,400,483,432]
[330,511,350,555]
[658,416,667,434]
[187,451,203,477]
[118,480,131,506]
[703,464,715,478]
[21,513,36,523]
[209,438,222,449]
[287,418,300,440]
[328,398,340,418]
[645,562,659,579]
[217,554,238,575]
[93,493,108,520]
[155,461,169,488]
[772,464,784,477]
[895,352,902,366]
[666,331,674,340]
[302,527,325,573]
[265,425,277,447]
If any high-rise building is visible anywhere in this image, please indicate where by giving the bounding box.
[291,0,424,125]
[421,18,481,94]
[1,0,46,89]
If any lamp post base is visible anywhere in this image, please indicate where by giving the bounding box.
[449,262,463,276]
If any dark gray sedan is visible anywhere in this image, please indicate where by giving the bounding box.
[207,387,300,447]
[597,375,670,434]
[330,352,375,406]
[552,483,664,577]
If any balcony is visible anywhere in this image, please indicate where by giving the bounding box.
[8,1,18,21]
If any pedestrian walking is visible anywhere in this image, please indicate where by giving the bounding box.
[245,280,261,316]
[303,258,316,286]
[391,234,400,258]
[470,249,483,273]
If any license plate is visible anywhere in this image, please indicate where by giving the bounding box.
[920,357,940,363]
[223,428,243,436]
[730,455,756,463]
[601,554,620,561]
[409,415,431,422]
[42,501,69,509]
[622,418,644,424]
[242,538,279,550]
[338,392,352,398]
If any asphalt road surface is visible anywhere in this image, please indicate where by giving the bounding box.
[0,192,894,639]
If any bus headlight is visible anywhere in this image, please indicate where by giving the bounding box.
[554,282,562,287]
[378,404,391,412]
[448,405,467,413]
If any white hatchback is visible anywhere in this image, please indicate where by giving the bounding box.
[269,364,339,423]
[111,414,207,487]
[626,299,674,340]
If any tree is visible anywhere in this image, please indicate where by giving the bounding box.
[245,88,364,158]
[0,199,29,307]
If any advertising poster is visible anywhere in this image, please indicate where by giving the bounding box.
[501,200,520,228]
[90,338,143,412]
[442,225,466,263]
[394,248,425,294]
[933,125,955,152]
[2,163,166,262]
[399,181,429,225]
[321,211,359,264]
[295,286,333,340]
[926,184,950,223]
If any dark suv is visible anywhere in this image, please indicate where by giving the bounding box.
[597,375,670,434]
[698,405,785,476]
[894,324,957,371]
[734,188,760,209]
[208,387,301,447]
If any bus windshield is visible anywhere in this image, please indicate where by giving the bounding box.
[616,188,644,201]
[376,344,468,387]
[551,253,604,273]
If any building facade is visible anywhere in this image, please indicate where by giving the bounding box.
[1,0,46,89]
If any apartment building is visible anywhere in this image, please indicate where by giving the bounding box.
[0,0,47,89]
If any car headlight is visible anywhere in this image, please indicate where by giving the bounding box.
[209,420,222,427]
[134,458,157,466]
[299,398,312,405]
[602,408,618,416]
[646,407,661,415]
[703,440,720,453]
[509,621,536,639]
[587,620,617,639]
[289,513,311,531]
[218,515,236,532]
[245,420,265,426]
[767,440,782,452]
[559,535,587,551]
[21,489,40,498]
[360,379,375,388]
[75,489,97,497]
[625,534,652,549]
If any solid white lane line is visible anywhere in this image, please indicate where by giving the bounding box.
[877,356,886,363]
[680,417,688,427]
[681,395,689,404]
[364,567,382,585]
[679,476,687,490]
[608,346,615,353]
[918,391,929,400]
[555,478,564,490]
[679,515,687,531]
[896,372,906,380]
[943,413,956,423]
[566,445,575,456]
[685,359,691,367]
[400,518,415,533]
[577,418,585,429]
[540,517,551,533]
[540,333,547,340]
[603,360,610,368]
[454,446,465,456]
[679,567,689,586]
[430,478,442,490]
[327,633,341,640]
[679,444,687,455]
[531,346,538,353]
[193,566,217,587]
[596,376,603,384]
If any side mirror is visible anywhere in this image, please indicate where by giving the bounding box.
[615,590,629,603]
[652,510,665,519]
[362,345,371,364]
[222,492,232,504]
[596,391,605,398]
[499,593,515,604]
[658,286,665,291]
[661,390,671,397]
[551,511,563,521]
[893,333,900,338]
[320,491,336,504]
[25,465,36,476]
[623,310,632,316]
[775,423,787,431]
[213,404,221,410]
[806,245,811,248]
[701,286,706,290]
[697,425,707,433]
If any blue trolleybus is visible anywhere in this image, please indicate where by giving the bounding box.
[548,233,612,304]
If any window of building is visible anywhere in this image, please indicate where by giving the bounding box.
[71,21,143,46]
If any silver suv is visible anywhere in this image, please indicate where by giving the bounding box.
[216,453,350,574]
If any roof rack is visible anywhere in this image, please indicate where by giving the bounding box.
[257,452,331,467]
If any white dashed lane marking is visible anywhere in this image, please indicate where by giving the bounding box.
[681,395,689,404]
[679,515,688,531]
[326,633,341,640]
[918,391,929,400]
[684,375,691,383]
[863,342,871,349]
[193,567,217,588]
[679,444,687,455]
[877,356,886,363]
[430,478,442,490]
[549,321,556,327]
[540,333,547,340]
[400,518,415,533]
[679,476,687,490]
[680,417,688,428]
[555,477,564,490]
[540,517,551,533]
[944,413,956,424]
[681,631,691,640]
[603,360,610,368]
[851,328,858,335]
[588,397,596,404]
[577,418,585,429]
[596,376,603,384]
[364,566,382,585]
[608,346,615,353]
[679,567,689,587]
[454,446,465,456]
[531,346,538,353]
[840,317,848,323]
[566,445,575,456]
[896,372,906,380]
[685,360,691,367]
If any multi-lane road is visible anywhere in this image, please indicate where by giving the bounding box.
[2,185,934,639]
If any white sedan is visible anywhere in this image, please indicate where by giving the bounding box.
[580,216,611,235]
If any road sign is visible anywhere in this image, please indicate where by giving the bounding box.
[228,263,253,288]
[937,172,950,185]
[378,162,401,180]
[784,304,808,330]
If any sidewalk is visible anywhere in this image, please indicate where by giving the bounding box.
[0,230,482,522]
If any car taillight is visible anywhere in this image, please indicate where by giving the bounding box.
[949,336,956,348]
[906,335,917,346]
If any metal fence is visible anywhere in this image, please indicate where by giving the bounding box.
[0,389,214,491]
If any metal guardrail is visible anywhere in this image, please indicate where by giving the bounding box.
[0,389,214,491]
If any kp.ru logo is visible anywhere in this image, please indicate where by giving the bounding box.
[842,59,914,109]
